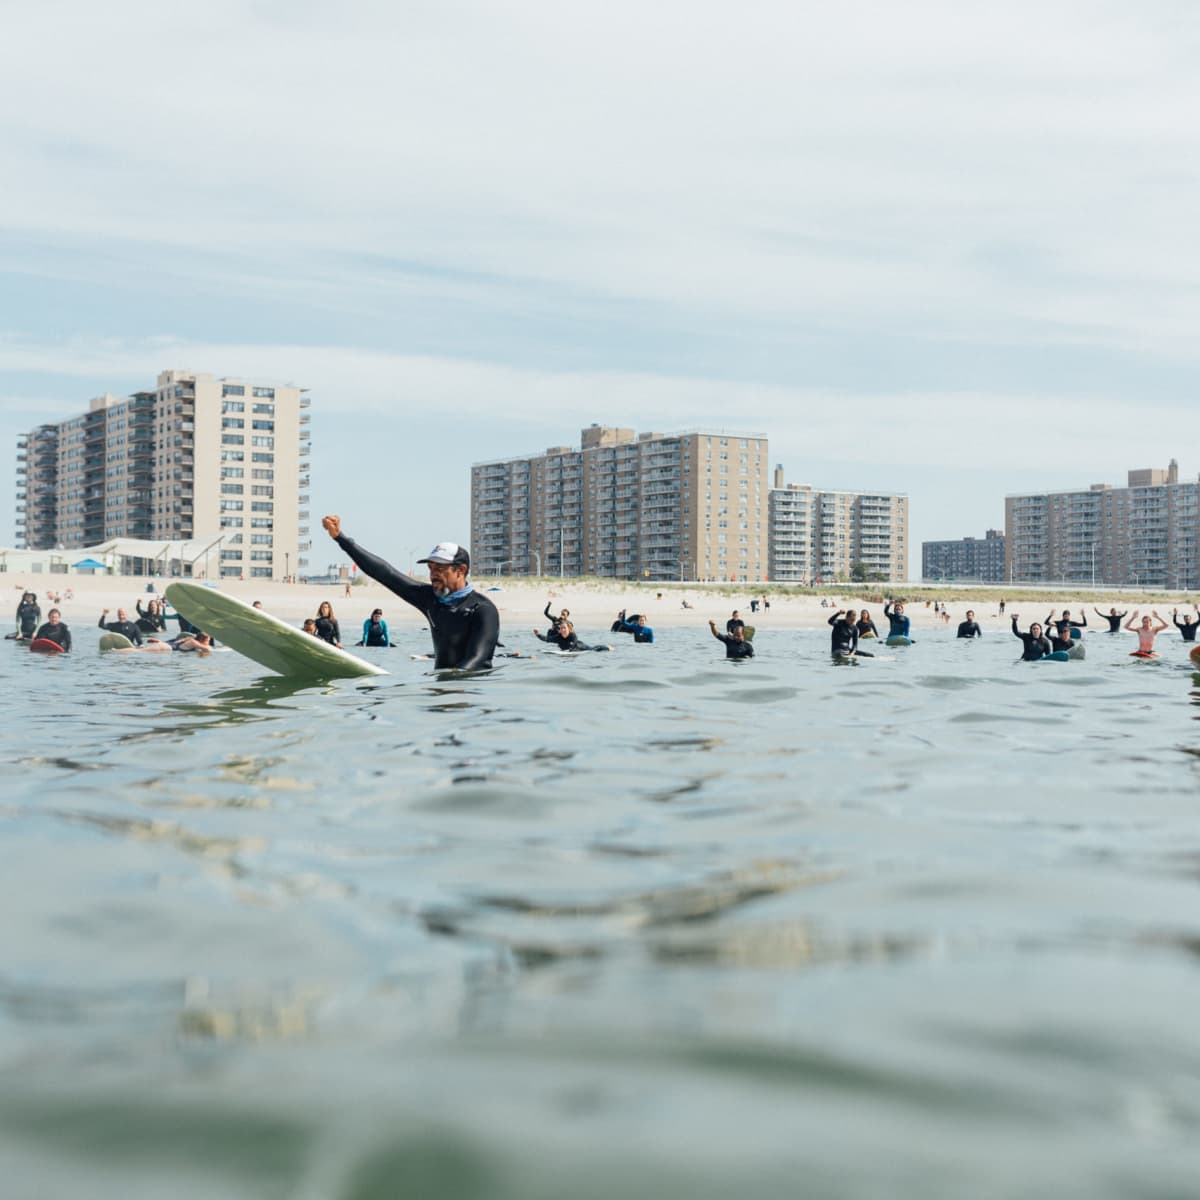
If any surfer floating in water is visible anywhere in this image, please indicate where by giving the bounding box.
[1172,606,1200,642]
[615,610,654,643]
[1046,609,1086,634]
[856,610,878,639]
[322,516,499,670]
[534,619,608,652]
[1010,616,1051,661]
[98,608,144,646]
[828,610,859,659]
[313,601,342,648]
[709,619,754,658]
[358,608,393,647]
[14,592,40,641]
[33,609,71,652]
[883,600,912,641]
[956,610,982,638]
[1093,607,1127,633]
[1125,610,1168,657]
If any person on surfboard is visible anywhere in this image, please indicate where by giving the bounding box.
[1125,611,1168,657]
[1010,616,1051,661]
[98,608,144,646]
[32,609,71,652]
[1094,607,1127,633]
[883,600,911,640]
[322,516,499,671]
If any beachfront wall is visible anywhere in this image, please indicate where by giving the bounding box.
[1004,461,1200,589]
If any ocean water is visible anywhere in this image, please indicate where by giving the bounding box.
[4,624,1200,1199]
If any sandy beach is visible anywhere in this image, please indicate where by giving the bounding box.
[6,570,1177,641]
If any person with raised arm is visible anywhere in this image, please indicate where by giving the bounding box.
[1125,610,1169,658]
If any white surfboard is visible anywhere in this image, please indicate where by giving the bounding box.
[165,583,386,679]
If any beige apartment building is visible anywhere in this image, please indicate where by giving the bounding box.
[472,425,770,580]
[768,468,908,582]
[1005,461,1199,588]
[16,370,311,580]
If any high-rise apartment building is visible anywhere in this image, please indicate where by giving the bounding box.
[15,370,311,580]
[922,529,1006,582]
[768,468,908,582]
[472,426,770,580]
[1005,461,1199,588]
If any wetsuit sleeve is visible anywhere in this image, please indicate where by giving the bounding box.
[543,601,554,620]
[63,628,72,653]
[457,602,500,671]
[129,625,143,646]
[1078,614,1087,627]
[332,620,341,643]
[643,629,655,643]
[381,621,390,644]
[335,535,429,610]
[828,614,840,627]
[362,619,371,642]
[1174,615,1185,630]
[534,631,550,642]
[1011,618,1021,639]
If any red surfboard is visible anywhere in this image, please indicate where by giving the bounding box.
[29,638,65,655]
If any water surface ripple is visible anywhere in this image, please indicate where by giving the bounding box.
[4,627,1200,1197]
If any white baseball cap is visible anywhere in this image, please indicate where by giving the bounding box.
[417,542,470,567]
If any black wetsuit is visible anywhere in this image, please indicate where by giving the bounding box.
[314,615,341,645]
[335,534,499,670]
[1048,631,1075,652]
[33,621,70,651]
[726,618,745,636]
[856,619,878,638]
[1094,610,1126,633]
[1173,615,1199,642]
[956,620,982,639]
[535,629,604,652]
[715,632,754,659]
[135,600,167,634]
[98,616,144,645]
[17,601,40,637]
[1046,613,1086,633]
[1012,618,1051,661]
[829,614,859,656]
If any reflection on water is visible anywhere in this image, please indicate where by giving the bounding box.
[4,627,1200,1195]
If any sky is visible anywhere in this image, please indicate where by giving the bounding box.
[2,0,1199,577]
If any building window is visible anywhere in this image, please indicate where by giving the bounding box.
[251,485,273,497]
[252,420,274,431]
[221,484,243,495]
[222,418,245,429]
[252,452,274,463]
[222,401,245,413]
[223,384,245,397]
[252,387,275,399]
[221,435,244,446]
[251,436,274,448]
[252,403,274,414]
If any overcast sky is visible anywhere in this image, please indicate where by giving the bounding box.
[3,1,1198,576]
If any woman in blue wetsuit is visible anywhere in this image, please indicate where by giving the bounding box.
[358,608,392,647]
[535,619,608,652]
[883,600,911,640]
[1011,615,1051,661]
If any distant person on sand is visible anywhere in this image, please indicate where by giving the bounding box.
[1094,606,1127,633]
[1125,611,1168,657]
[709,619,754,659]
[322,515,499,670]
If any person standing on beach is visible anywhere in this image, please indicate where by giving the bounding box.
[1094,607,1127,633]
[709,620,754,659]
[322,516,499,670]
